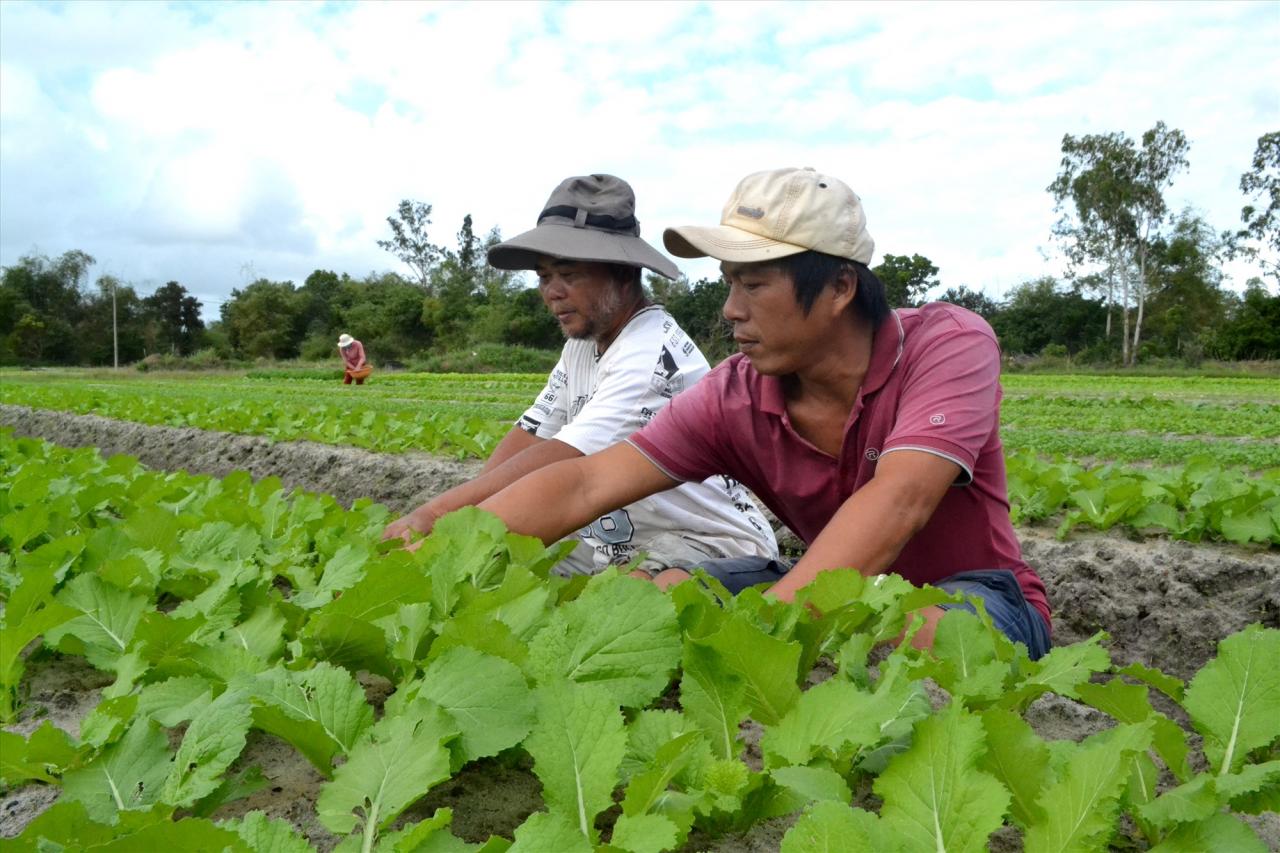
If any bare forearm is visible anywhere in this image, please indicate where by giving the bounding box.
[482,427,540,474]
[769,480,922,600]
[478,458,597,544]
[479,442,679,545]
[768,453,958,602]
[425,438,583,519]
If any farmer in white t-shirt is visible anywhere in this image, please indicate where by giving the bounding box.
[383,173,777,574]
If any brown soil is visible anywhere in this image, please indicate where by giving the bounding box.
[2,405,1276,849]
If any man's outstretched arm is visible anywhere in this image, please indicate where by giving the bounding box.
[382,427,585,542]
[478,441,679,545]
[766,449,960,602]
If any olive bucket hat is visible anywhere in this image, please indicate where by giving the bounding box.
[487,174,680,279]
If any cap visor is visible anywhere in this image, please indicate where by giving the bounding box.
[663,224,808,263]
[488,223,679,279]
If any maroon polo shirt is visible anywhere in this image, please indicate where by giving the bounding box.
[628,303,1050,629]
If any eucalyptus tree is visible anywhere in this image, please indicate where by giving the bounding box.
[377,199,444,293]
[1237,131,1279,283]
[1048,122,1189,365]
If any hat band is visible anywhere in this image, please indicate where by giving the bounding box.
[538,205,637,233]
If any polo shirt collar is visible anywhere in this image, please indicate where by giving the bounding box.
[861,309,905,396]
[757,309,905,415]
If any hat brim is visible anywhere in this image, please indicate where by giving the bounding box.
[663,224,809,264]
[488,223,680,279]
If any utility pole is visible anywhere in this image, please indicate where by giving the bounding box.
[112,278,118,369]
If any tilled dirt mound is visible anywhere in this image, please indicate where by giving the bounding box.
[0,404,482,513]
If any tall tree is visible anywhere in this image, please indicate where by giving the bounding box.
[1144,210,1226,359]
[376,200,443,292]
[872,253,939,307]
[143,281,204,355]
[936,285,999,320]
[1048,122,1189,365]
[1236,131,1279,283]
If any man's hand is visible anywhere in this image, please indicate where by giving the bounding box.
[627,567,691,590]
[381,504,443,545]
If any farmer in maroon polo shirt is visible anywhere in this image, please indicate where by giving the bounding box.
[477,167,1051,658]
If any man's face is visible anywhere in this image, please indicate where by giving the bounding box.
[720,261,825,375]
[535,258,629,343]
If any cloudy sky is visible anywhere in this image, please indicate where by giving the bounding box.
[1,1,1276,321]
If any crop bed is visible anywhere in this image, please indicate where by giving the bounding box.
[1,418,1278,850]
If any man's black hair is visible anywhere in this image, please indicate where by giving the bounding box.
[765,250,889,328]
[606,263,643,291]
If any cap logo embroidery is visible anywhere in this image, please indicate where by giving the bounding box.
[865,448,879,460]
[737,206,765,219]
[930,414,946,425]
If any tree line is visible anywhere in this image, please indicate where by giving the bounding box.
[2,127,1276,367]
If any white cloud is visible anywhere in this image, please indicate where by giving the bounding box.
[1,0,1276,321]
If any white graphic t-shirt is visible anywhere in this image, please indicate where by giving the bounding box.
[517,305,778,574]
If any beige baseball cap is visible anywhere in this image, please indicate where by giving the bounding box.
[663,167,875,265]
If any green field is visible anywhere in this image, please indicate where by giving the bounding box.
[2,369,1278,544]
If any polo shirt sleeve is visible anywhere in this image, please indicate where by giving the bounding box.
[554,341,685,455]
[516,358,570,438]
[627,366,726,483]
[880,323,1001,485]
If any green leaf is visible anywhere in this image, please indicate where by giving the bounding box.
[1219,759,1280,814]
[1023,721,1154,853]
[1116,661,1184,702]
[523,680,627,843]
[1000,632,1111,711]
[46,573,148,670]
[0,722,81,785]
[915,608,1008,705]
[762,666,926,768]
[1182,624,1280,775]
[770,765,852,804]
[609,813,680,853]
[219,809,316,853]
[527,572,680,708]
[1147,812,1267,853]
[978,708,1049,829]
[61,717,171,822]
[136,676,214,727]
[249,662,374,777]
[679,641,747,761]
[1075,679,1190,781]
[292,543,372,609]
[621,731,705,818]
[305,613,396,679]
[162,688,254,807]
[221,605,288,663]
[779,801,897,853]
[507,811,592,853]
[696,612,802,726]
[93,816,253,851]
[320,560,433,624]
[316,703,455,839]
[875,703,1009,853]
[397,647,533,764]
[1138,773,1219,829]
[374,806,479,852]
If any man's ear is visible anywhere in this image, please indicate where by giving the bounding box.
[829,265,858,315]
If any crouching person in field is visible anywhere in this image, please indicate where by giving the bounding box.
[472,167,1052,659]
[382,173,778,575]
[338,333,373,385]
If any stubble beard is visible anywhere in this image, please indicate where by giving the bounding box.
[565,285,627,343]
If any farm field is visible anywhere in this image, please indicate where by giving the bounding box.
[1,368,1278,851]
